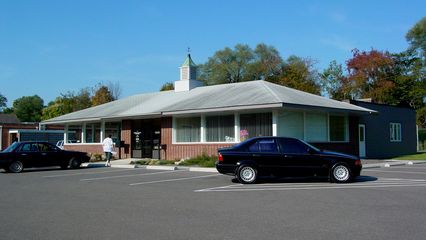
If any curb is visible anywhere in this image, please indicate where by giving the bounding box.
[98,160,426,172]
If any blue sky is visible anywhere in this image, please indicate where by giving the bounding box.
[0,0,425,107]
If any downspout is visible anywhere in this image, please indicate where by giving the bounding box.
[0,125,3,150]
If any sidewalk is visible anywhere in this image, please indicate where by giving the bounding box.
[82,158,426,172]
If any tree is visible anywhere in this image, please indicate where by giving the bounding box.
[248,43,284,81]
[387,50,426,109]
[320,60,346,100]
[406,17,426,59]
[41,89,92,120]
[107,81,122,100]
[199,44,255,85]
[160,82,174,91]
[0,93,7,112]
[344,49,394,102]
[417,106,426,128]
[268,55,321,95]
[91,85,114,106]
[13,95,44,122]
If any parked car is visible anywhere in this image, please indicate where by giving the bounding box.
[0,141,90,173]
[56,140,78,150]
[216,137,362,184]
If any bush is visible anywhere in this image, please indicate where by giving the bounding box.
[178,153,217,167]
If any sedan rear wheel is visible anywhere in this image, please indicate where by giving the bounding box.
[331,164,351,183]
[8,161,24,173]
[237,165,257,184]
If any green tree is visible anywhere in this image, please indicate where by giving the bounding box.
[406,17,426,59]
[248,43,284,81]
[269,55,321,95]
[41,89,92,120]
[320,60,346,100]
[0,93,7,112]
[417,106,426,128]
[160,82,174,91]
[388,50,426,109]
[199,44,255,85]
[13,95,44,122]
[91,85,114,106]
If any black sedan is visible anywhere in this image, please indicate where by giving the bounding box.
[0,141,90,173]
[216,137,362,184]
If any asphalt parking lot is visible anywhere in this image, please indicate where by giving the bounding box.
[1,164,426,240]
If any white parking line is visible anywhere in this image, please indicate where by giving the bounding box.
[363,169,426,174]
[195,178,426,192]
[129,174,220,186]
[44,168,141,178]
[81,170,186,181]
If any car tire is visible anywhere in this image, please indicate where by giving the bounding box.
[8,161,24,173]
[331,163,352,183]
[69,158,81,169]
[236,165,258,184]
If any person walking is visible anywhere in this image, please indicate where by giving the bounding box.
[102,134,114,167]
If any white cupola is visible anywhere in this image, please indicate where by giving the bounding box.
[174,53,204,92]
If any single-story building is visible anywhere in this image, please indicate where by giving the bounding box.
[0,114,63,150]
[350,100,417,158]
[41,54,385,159]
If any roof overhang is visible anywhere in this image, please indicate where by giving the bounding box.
[161,103,284,116]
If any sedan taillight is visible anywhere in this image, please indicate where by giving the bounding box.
[355,160,362,166]
[218,153,224,162]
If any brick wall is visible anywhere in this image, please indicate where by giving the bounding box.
[160,117,233,160]
[64,144,103,154]
[120,120,132,159]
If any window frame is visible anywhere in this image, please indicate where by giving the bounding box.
[390,122,402,142]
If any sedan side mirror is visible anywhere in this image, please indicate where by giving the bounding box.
[308,148,316,154]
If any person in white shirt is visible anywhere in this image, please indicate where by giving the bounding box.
[102,135,114,167]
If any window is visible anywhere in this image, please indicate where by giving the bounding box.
[85,123,101,143]
[205,115,235,142]
[305,113,328,142]
[277,110,304,139]
[329,115,348,142]
[390,123,402,142]
[279,138,310,154]
[240,113,272,141]
[175,117,201,142]
[67,125,82,143]
[105,122,121,144]
[248,139,279,153]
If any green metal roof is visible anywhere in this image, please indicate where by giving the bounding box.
[181,54,197,67]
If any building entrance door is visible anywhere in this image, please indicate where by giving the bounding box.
[131,119,161,159]
[358,124,366,158]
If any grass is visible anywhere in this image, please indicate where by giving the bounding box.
[392,152,426,160]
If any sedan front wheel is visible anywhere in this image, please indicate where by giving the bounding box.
[8,161,24,173]
[236,165,257,184]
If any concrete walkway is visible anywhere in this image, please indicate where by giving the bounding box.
[82,158,426,173]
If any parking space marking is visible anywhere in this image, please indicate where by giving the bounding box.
[44,168,141,178]
[363,169,426,175]
[129,174,220,186]
[81,170,186,181]
[195,178,426,192]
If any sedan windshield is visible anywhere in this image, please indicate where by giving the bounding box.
[2,142,20,152]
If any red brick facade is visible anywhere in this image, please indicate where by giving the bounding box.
[160,117,233,160]
[62,115,360,159]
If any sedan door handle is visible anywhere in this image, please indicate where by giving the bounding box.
[252,154,260,157]
[21,153,27,156]
[41,153,47,156]
[284,155,293,158]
